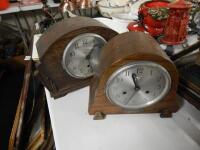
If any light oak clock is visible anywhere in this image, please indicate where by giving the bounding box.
[89,32,179,119]
[36,17,118,98]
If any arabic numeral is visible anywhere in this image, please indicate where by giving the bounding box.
[82,39,88,45]
[116,77,122,83]
[137,67,144,74]
[150,70,153,75]
[69,51,75,57]
[125,71,130,76]
[157,84,161,89]
[75,42,79,49]
[72,66,76,70]
[157,76,162,82]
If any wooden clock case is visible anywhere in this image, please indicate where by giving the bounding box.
[36,17,118,98]
[89,32,179,118]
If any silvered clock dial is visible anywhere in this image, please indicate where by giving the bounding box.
[62,33,106,79]
[106,61,171,110]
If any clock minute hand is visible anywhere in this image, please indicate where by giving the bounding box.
[132,73,140,91]
[124,74,140,105]
[85,44,100,60]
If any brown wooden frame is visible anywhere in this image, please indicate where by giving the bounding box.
[36,17,118,98]
[89,32,179,118]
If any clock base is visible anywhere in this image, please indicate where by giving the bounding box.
[89,100,179,120]
[93,112,106,120]
[89,84,180,119]
[160,109,173,118]
[92,111,174,120]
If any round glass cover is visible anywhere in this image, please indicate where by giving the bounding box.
[62,33,106,79]
[105,61,171,110]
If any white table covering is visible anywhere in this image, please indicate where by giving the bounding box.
[45,87,200,150]
[32,17,200,150]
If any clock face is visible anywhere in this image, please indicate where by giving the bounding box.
[62,33,106,79]
[105,61,171,110]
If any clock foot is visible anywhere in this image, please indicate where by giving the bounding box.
[93,112,106,120]
[160,109,172,118]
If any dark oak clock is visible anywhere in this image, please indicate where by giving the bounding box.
[36,17,118,98]
[89,32,179,119]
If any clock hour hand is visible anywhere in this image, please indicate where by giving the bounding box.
[85,44,101,60]
[124,74,140,105]
[85,52,91,60]
[132,73,140,91]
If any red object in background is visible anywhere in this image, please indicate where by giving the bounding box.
[139,1,169,28]
[161,0,192,45]
[145,25,164,37]
[144,14,165,28]
[127,22,145,32]
[128,1,169,37]
[0,0,9,10]
[127,22,164,37]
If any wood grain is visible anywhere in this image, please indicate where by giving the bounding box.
[36,17,118,98]
[89,32,179,117]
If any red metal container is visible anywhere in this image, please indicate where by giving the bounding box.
[127,22,146,32]
[0,0,9,10]
[161,0,192,45]
[145,25,164,37]
[128,0,170,37]
[139,1,169,28]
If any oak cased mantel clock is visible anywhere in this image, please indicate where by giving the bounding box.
[89,32,179,119]
[36,17,118,98]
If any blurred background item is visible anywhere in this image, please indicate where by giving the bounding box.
[60,0,100,18]
[97,0,132,18]
[79,0,92,9]
[20,0,41,5]
[128,0,169,37]
[161,0,192,45]
[0,0,9,10]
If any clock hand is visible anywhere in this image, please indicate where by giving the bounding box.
[85,53,91,60]
[123,74,140,105]
[132,73,140,91]
[85,44,104,73]
[85,44,100,60]
[124,90,137,105]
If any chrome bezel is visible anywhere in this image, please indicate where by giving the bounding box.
[62,33,106,79]
[105,61,172,110]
